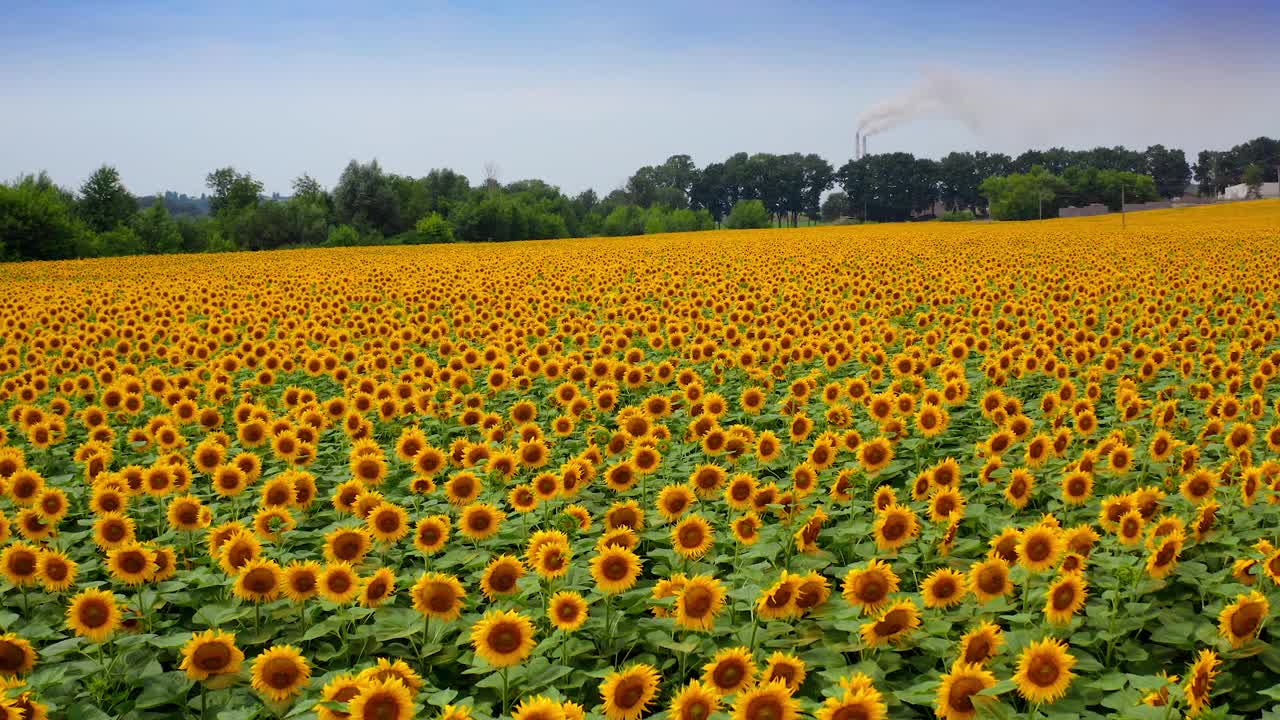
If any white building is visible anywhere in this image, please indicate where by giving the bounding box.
[1220,181,1279,200]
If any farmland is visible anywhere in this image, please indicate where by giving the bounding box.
[1,200,1279,719]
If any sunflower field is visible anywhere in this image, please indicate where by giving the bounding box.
[1,201,1279,720]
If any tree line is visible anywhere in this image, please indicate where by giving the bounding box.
[1,136,1275,261]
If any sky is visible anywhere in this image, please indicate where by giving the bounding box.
[2,0,1278,196]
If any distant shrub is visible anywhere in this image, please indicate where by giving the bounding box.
[415,212,456,244]
[725,199,770,229]
[940,210,976,222]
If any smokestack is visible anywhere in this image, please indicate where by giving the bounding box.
[862,135,867,158]
[855,130,861,160]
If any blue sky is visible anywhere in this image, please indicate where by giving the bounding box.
[2,1,1277,195]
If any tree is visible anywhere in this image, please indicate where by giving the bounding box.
[205,168,263,216]
[133,200,184,254]
[415,212,456,243]
[938,152,981,213]
[725,199,770,229]
[78,165,136,233]
[821,192,849,222]
[1243,164,1265,199]
[690,162,730,225]
[0,173,88,260]
[333,159,401,237]
[601,206,646,237]
[1143,145,1190,199]
[981,166,1069,220]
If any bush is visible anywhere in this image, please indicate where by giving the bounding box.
[940,210,975,222]
[414,212,456,244]
[325,224,362,247]
[89,226,144,257]
[724,199,770,229]
[601,206,645,237]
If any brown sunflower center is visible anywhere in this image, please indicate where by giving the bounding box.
[488,623,522,654]
[947,676,985,712]
[1230,603,1264,637]
[1027,654,1060,687]
[194,642,232,671]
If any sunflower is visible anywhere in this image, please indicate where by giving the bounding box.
[459,503,505,541]
[253,506,296,542]
[358,657,424,693]
[481,555,526,600]
[1017,524,1062,572]
[283,561,322,602]
[757,572,801,621]
[511,694,565,720]
[414,514,451,555]
[166,494,208,531]
[702,646,755,696]
[761,651,805,692]
[318,563,361,605]
[107,542,156,586]
[794,571,831,614]
[324,527,373,564]
[0,543,38,587]
[669,681,721,720]
[548,591,589,632]
[841,559,899,616]
[180,629,244,682]
[935,662,997,720]
[1012,637,1076,704]
[315,672,364,720]
[675,575,725,631]
[218,530,262,574]
[600,663,661,720]
[731,681,797,720]
[657,484,696,521]
[1183,649,1219,718]
[921,568,967,609]
[470,609,536,667]
[251,645,310,702]
[968,557,1012,603]
[412,572,467,621]
[1043,573,1087,625]
[957,622,1004,665]
[672,514,714,559]
[858,438,893,474]
[360,567,397,608]
[366,502,410,543]
[873,504,919,551]
[347,677,414,720]
[1060,471,1093,505]
[859,599,920,647]
[591,546,642,595]
[725,474,758,510]
[66,588,121,642]
[731,513,761,545]
[0,634,36,677]
[234,559,284,603]
[1217,591,1269,648]
[1145,532,1184,579]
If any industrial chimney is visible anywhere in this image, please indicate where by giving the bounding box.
[862,135,868,159]
[855,131,861,160]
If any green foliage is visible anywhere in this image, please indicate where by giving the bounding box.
[204,167,263,216]
[414,212,456,244]
[324,224,362,247]
[981,166,1068,220]
[601,206,645,236]
[225,199,329,250]
[333,159,400,236]
[0,173,88,260]
[1243,164,1265,198]
[88,225,144,256]
[724,199,770,229]
[77,165,136,233]
[821,192,849,222]
[132,201,184,254]
[939,209,975,222]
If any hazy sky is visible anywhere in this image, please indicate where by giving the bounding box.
[3,0,1277,196]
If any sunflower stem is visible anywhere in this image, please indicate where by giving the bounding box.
[200,683,207,720]
[420,614,431,678]
[501,665,511,717]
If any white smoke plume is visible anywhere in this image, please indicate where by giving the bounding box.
[857,68,983,137]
